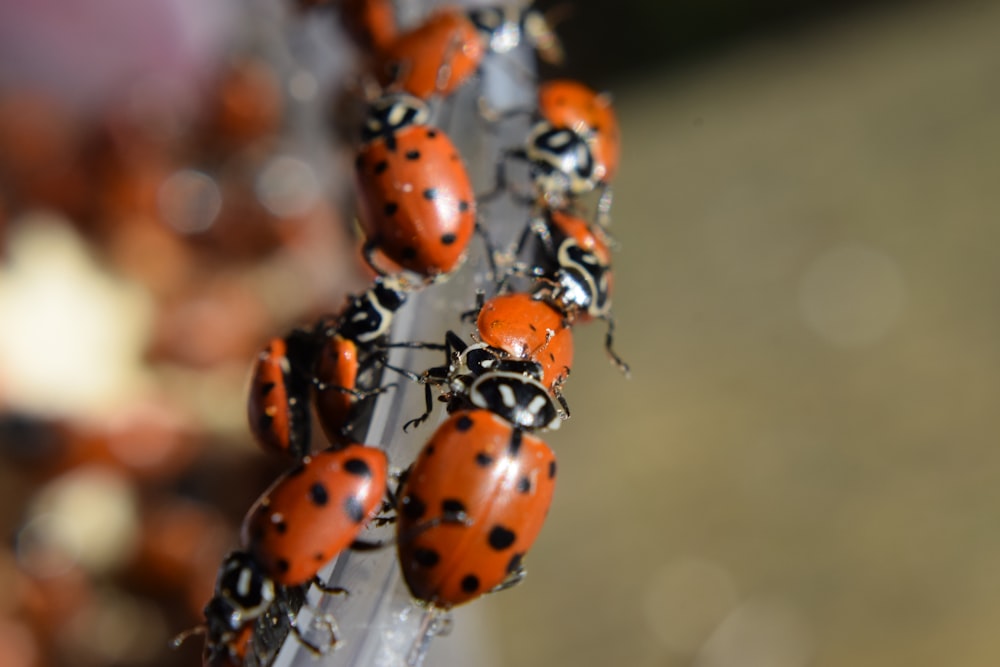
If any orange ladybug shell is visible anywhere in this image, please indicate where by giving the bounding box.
[247,337,307,458]
[340,0,398,53]
[538,80,621,182]
[242,444,388,586]
[397,410,557,608]
[378,9,484,99]
[355,125,476,278]
[476,293,573,389]
[313,335,360,446]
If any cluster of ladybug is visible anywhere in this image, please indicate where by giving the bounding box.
[190,1,625,664]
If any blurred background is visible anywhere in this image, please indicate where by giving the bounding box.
[2,0,999,666]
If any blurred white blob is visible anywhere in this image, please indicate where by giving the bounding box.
[16,466,139,576]
[256,155,321,217]
[692,597,813,667]
[0,215,154,418]
[797,244,906,347]
[642,558,739,653]
[158,168,222,234]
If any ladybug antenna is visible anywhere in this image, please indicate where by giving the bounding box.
[168,624,206,650]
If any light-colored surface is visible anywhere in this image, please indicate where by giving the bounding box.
[485,2,1000,666]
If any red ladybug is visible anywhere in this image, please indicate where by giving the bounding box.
[354,94,477,280]
[339,0,398,53]
[376,8,484,99]
[396,409,557,608]
[475,291,573,389]
[241,443,388,587]
[313,277,408,444]
[247,330,319,459]
[538,80,620,183]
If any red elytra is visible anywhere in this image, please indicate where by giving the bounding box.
[339,0,398,53]
[246,335,313,459]
[475,292,573,389]
[312,335,359,446]
[242,444,388,586]
[376,8,484,100]
[355,97,476,279]
[396,410,557,608]
[538,80,621,182]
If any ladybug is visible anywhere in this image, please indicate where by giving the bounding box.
[396,409,557,608]
[247,329,321,459]
[354,94,477,280]
[538,80,620,183]
[511,208,627,373]
[313,277,408,444]
[376,8,484,100]
[466,3,564,65]
[242,443,388,587]
[198,552,276,667]
[475,291,574,389]
[339,0,398,53]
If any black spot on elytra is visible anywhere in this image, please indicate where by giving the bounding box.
[258,413,274,431]
[506,552,524,574]
[402,494,426,520]
[441,233,456,245]
[458,200,470,212]
[384,202,398,216]
[548,460,557,479]
[344,496,365,523]
[427,129,438,138]
[475,452,494,467]
[549,352,555,362]
[442,499,466,516]
[344,458,372,478]
[461,574,480,593]
[456,415,474,432]
[517,476,531,493]
[260,381,276,397]
[425,443,435,456]
[276,559,290,574]
[401,246,417,260]
[488,526,516,550]
[275,519,288,534]
[509,429,523,457]
[310,483,329,506]
[405,149,421,160]
[374,160,389,174]
[423,188,437,200]
[528,324,537,332]
[413,548,440,568]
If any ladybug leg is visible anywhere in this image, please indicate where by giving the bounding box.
[290,608,340,655]
[594,182,614,227]
[402,382,436,432]
[489,560,528,594]
[362,239,390,277]
[527,5,566,64]
[310,577,350,596]
[477,148,532,205]
[474,220,499,282]
[459,290,486,322]
[601,314,630,377]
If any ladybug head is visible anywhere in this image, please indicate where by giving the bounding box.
[361,94,430,143]
[339,277,408,343]
[467,5,521,54]
[525,121,597,203]
[211,551,276,630]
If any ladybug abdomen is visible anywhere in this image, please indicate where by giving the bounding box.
[397,410,557,607]
[356,127,476,278]
[242,444,388,586]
